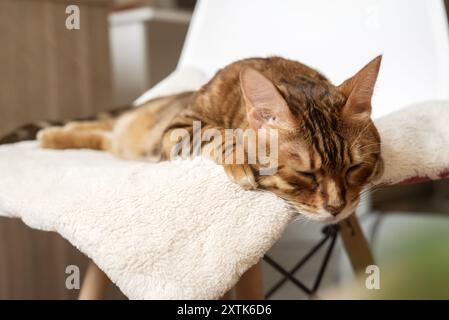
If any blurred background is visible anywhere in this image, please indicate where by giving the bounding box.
[1,0,449,299]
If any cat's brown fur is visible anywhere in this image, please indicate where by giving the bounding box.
[38,56,383,223]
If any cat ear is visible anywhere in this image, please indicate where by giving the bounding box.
[338,55,382,121]
[240,67,293,130]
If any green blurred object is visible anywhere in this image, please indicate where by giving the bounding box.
[374,223,449,299]
[325,217,449,299]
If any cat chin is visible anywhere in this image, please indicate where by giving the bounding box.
[297,202,358,224]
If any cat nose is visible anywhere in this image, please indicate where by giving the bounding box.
[325,204,345,216]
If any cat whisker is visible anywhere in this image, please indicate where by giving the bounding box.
[350,123,372,150]
[358,153,381,158]
[356,185,381,200]
[358,143,381,150]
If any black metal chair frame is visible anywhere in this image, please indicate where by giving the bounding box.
[263,224,339,299]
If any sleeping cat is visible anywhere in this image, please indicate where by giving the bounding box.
[37,56,383,223]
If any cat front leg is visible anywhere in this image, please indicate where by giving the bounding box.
[161,121,259,190]
[213,127,258,190]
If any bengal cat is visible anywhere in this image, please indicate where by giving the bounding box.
[37,56,383,223]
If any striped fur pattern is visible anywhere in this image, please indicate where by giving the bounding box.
[32,56,382,223]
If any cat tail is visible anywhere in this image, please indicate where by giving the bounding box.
[0,105,134,145]
[0,121,64,145]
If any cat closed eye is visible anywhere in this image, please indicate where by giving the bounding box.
[289,172,318,190]
[297,171,317,182]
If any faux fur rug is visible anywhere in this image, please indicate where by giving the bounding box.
[0,69,448,299]
[0,143,291,299]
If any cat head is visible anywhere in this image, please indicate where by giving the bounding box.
[240,56,383,223]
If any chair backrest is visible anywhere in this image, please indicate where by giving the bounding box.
[178,0,449,118]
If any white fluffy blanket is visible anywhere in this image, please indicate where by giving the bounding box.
[0,68,448,299]
[0,145,291,299]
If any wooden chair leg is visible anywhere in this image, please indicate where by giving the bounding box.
[235,261,264,300]
[339,213,375,274]
[78,261,109,300]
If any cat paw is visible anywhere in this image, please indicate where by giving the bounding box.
[223,164,258,190]
[37,127,66,149]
